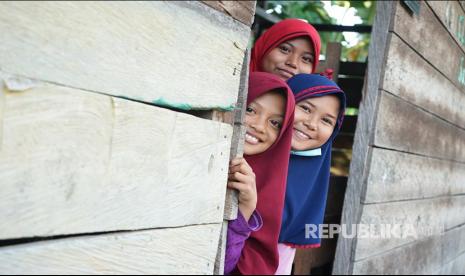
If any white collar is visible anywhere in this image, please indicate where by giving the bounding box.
[290,148,322,157]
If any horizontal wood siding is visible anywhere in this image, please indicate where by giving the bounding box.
[0,1,249,110]
[0,224,222,275]
[335,1,465,274]
[0,75,232,239]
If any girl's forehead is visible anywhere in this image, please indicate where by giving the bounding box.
[253,91,286,111]
[298,95,341,111]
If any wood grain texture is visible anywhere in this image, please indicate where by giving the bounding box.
[435,251,465,275]
[460,1,465,12]
[353,224,465,275]
[0,1,250,110]
[213,47,251,276]
[332,2,397,274]
[0,80,4,152]
[374,92,465,163]
[223,48,251,221]
[383,34,465,129]
[0,75,232,239]
[364,148,465,204]
[0,223,222,275]
[201,1,257,26]
[427,0,465,53]
[335,1,465,274]
[393,1,465,90]
[213,221,228,275]
[316,42,342,83]
[355,195,465,261]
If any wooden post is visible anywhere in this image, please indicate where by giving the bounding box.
[213,48,251,275]
[316,42,342,83]
[332,1,396,274]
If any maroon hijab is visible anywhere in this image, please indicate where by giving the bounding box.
[234,72,295,274]
[250,18,321,74]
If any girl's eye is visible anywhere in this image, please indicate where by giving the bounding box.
[270,119,282,129]
[323,118,334,126]
[302,56,313,64]
[246,107,254,114]
[299,105,311,113]
[279,45,291,54]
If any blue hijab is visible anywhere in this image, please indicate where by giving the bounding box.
[279,74,346,247]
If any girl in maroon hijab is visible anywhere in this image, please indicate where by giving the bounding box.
[250,18,321,81]
[225,72,295,275]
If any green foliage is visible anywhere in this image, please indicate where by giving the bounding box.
[264,0,376,62]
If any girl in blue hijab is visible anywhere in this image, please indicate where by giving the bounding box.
[276,74,346,275]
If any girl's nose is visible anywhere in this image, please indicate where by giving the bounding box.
[303,117,318,131]
[251,117,267,133]
[285,54,298,69]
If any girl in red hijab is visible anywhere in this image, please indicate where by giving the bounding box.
[250,18,321,81]
[225,72,295,275]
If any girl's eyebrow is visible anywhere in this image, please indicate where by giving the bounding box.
[267,108,285,118]
[305,100,337,120]
[252,101,285,117]
[284,41,314,55]
[250,101,262,109]
[326,113,337,120]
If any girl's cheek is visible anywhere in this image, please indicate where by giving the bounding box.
[244,114,252,128]
[270,130,280,145]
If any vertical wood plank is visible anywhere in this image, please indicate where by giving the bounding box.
[332,1,397,274]
[319,42,342,83]
[213,47,251,276]
[223,47,251,221]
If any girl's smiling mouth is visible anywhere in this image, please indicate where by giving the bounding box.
[293,128,312,140]
[245,132,261,145]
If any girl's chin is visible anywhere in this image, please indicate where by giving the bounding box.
[243,144,254,156]
[244,143,266,156]
[291,141,317,151]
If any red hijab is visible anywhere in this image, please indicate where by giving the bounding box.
[250,18,321,73]
[234,72,295,275]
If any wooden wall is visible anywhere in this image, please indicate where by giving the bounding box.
[0,1,255,274]
[334,1,465,274]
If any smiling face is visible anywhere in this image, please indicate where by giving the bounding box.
[261,37,315,81]
[244,90,287,156]
[292,95,340,151]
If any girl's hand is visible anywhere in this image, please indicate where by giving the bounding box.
[227,157,257,221]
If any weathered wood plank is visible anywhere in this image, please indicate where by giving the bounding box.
[435,251,465,275]
[427,0,465,53]
[223,48,251,221]
[201,1,257,27]
[374,92,465,163]
[383,34,465,129]
[0,223,222,274]
[0,80,4,152]
[213,47,251,275]
[214,221,228,275]
[393,1,465,90]
[0,1,250,110]
[316,42,342,83]
[355,195,465,261]
[460,1,465,13]
[364,148,465,204]
[0,75,232,239]
[353,223,465,275]
[332,2,397,274]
